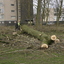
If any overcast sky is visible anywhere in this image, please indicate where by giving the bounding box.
[33,0,64,14]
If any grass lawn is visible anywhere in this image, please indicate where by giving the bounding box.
[0,50,64,64]
[0,25,64,64]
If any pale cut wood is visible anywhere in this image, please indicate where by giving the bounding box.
[54,39,60,43]
[51,35,57,40]
[21,25,60,48]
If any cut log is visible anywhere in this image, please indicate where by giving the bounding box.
[54,39,60,43]
[51,35,57,40]
[21,25,56,48]
[41,44,48,48]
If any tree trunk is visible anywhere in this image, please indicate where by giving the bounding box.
[20,0,33,24]
[21,25,58,48]
[36,0,42,29]
[56,0,63,27]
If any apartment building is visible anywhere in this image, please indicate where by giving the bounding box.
[48,8,56,21]
[0,0,33,25]
[53,8,64,21]
[0,0,21,25]
[47,8,64,22]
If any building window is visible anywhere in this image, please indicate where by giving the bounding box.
[2,22,4,24]
[14,21,16,23]
[0,3,3,6]
[11,10,15,12]
[11,16,16,19]
[9,21,11,23]
[11,4,14,6]
[0,14,4,19]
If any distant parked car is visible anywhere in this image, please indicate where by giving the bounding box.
[47,22,55,25]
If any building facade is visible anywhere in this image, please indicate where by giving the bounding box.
[0,0,33,25]
[0,0,18,25]
[46,8,64,22]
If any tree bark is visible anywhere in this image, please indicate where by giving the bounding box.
[36,0,42,29]
[56,0,63,26]
[21,25,56,48]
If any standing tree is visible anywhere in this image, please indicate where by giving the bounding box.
[36,0,42,29]
[41,0,51,25]
[20,0,33,24]
[45,0,50,24]
[54,0,63,26]
[27,0,33,20]
[41,0,46,23]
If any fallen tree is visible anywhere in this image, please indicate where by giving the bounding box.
[21,25,60,48]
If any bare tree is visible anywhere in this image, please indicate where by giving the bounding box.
[36,0,42,29]
[41,0,46,23]
[41,0,51,24]
[54,0,63,26]
[45,0,50,24]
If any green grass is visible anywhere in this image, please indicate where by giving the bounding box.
[0,25,64,64]
[0,50,64,64]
